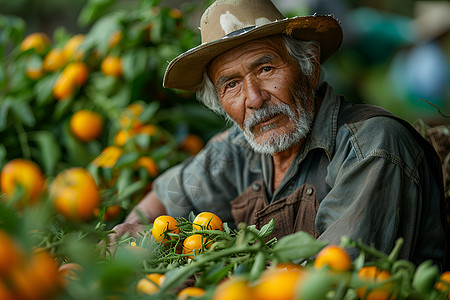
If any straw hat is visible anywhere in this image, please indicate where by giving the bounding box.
[163,0,343,92]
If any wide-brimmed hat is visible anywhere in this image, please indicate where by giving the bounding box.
[163,0,343,92]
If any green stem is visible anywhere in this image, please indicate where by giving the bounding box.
[15,122,31,159]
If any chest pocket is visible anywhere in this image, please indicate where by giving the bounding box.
[230,180,319,241]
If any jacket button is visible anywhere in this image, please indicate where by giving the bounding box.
[306,187,313,195]
[252,183,261,191]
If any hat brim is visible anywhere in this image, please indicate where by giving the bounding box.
[163,15,343,92]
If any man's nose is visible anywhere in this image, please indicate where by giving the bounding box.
[244,77,269,110]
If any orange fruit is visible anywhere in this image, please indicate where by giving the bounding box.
[108,30,122,48]
[119,103,144,129]
[11,251,60,300]
[192,212,223,231]
[114,129,132,146]
[136,124,158,136]
[70,110,104,142]
[0,230,22,276]
[314,245,352,272]
[152,215,179,243]
[136,273,165,295]
[20,32,50,54]
[101,55,123,77]
[135,156,158,177]
[169,8,183,19]
[62,61,88,85]
[92,146,123,168]
[183,234,205,259]
[25,63,44,80]
[43,49,67,72]
[212,277,254,300]
[436,271,450,295]
[63,34,85,61]
[252,268,305,300]
[177,287,205,300]
[0,158,45,206]
[53,73,75,100]
[49,167,100,221]
[180,134,204,155]
[356,266,394,300]
[0,279,15,300]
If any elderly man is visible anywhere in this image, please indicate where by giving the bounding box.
[110,0,448,268]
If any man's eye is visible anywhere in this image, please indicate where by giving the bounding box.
[262,66,272,72]
[227,82,237,88]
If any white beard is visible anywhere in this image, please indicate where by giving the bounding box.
[231,92,315,155]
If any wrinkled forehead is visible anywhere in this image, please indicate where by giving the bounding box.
[207,35,287,75]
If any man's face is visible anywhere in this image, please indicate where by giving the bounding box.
[208,36,317,154]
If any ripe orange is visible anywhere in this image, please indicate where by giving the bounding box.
[314,245,352,272]
[107,30,123,48]
[177,286,205,300]
[192,212,223,231]
[356,266,394,300]
[212,277,254,300]
[119,103,144,129]
[180,134,204,155]
[0,230,22,277]
[53,73,75,100]
[101,55,123,77]
[70,110,104,142]
[49,167,100,221]
[20,32,50,54]
[92,146,123,168]
[0,279,15,300]
[136,124,158,136]
[114,129,132,146]
[183,234,205,259]
[43,49,67,72]
[436,271,450,294]
[135,156,158,177]
[152,215,180,243]
[63,34,85,61]
[25,64,44,80]
[10,251,60,300]
[136,273,165,295]
[252,268,305,300]
[62,61,88,85]
[0,158,45,206]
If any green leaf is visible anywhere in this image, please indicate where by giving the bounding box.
[258,219,275,239]
[160,265,199,292]
[272,231,327,262]
[10,99,36,127]
[118,178,147,199]
[31,130,62,175]
[0,97,12,131]
[139,101,160,123]
[78,0,116,27]
[122,48,148,82]
[34,73,58,106]
[115,151,139,168]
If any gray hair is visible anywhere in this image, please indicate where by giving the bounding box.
[195,36,320,117]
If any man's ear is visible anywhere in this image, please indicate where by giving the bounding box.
[310,44,321,90]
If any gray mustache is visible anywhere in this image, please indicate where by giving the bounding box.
[244,104,294,133]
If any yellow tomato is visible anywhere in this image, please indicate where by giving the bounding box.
[192,212,224,231]
[152,215,180,243]
[314,245,352,272]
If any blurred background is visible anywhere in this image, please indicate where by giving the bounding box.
[1,0,449,125]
